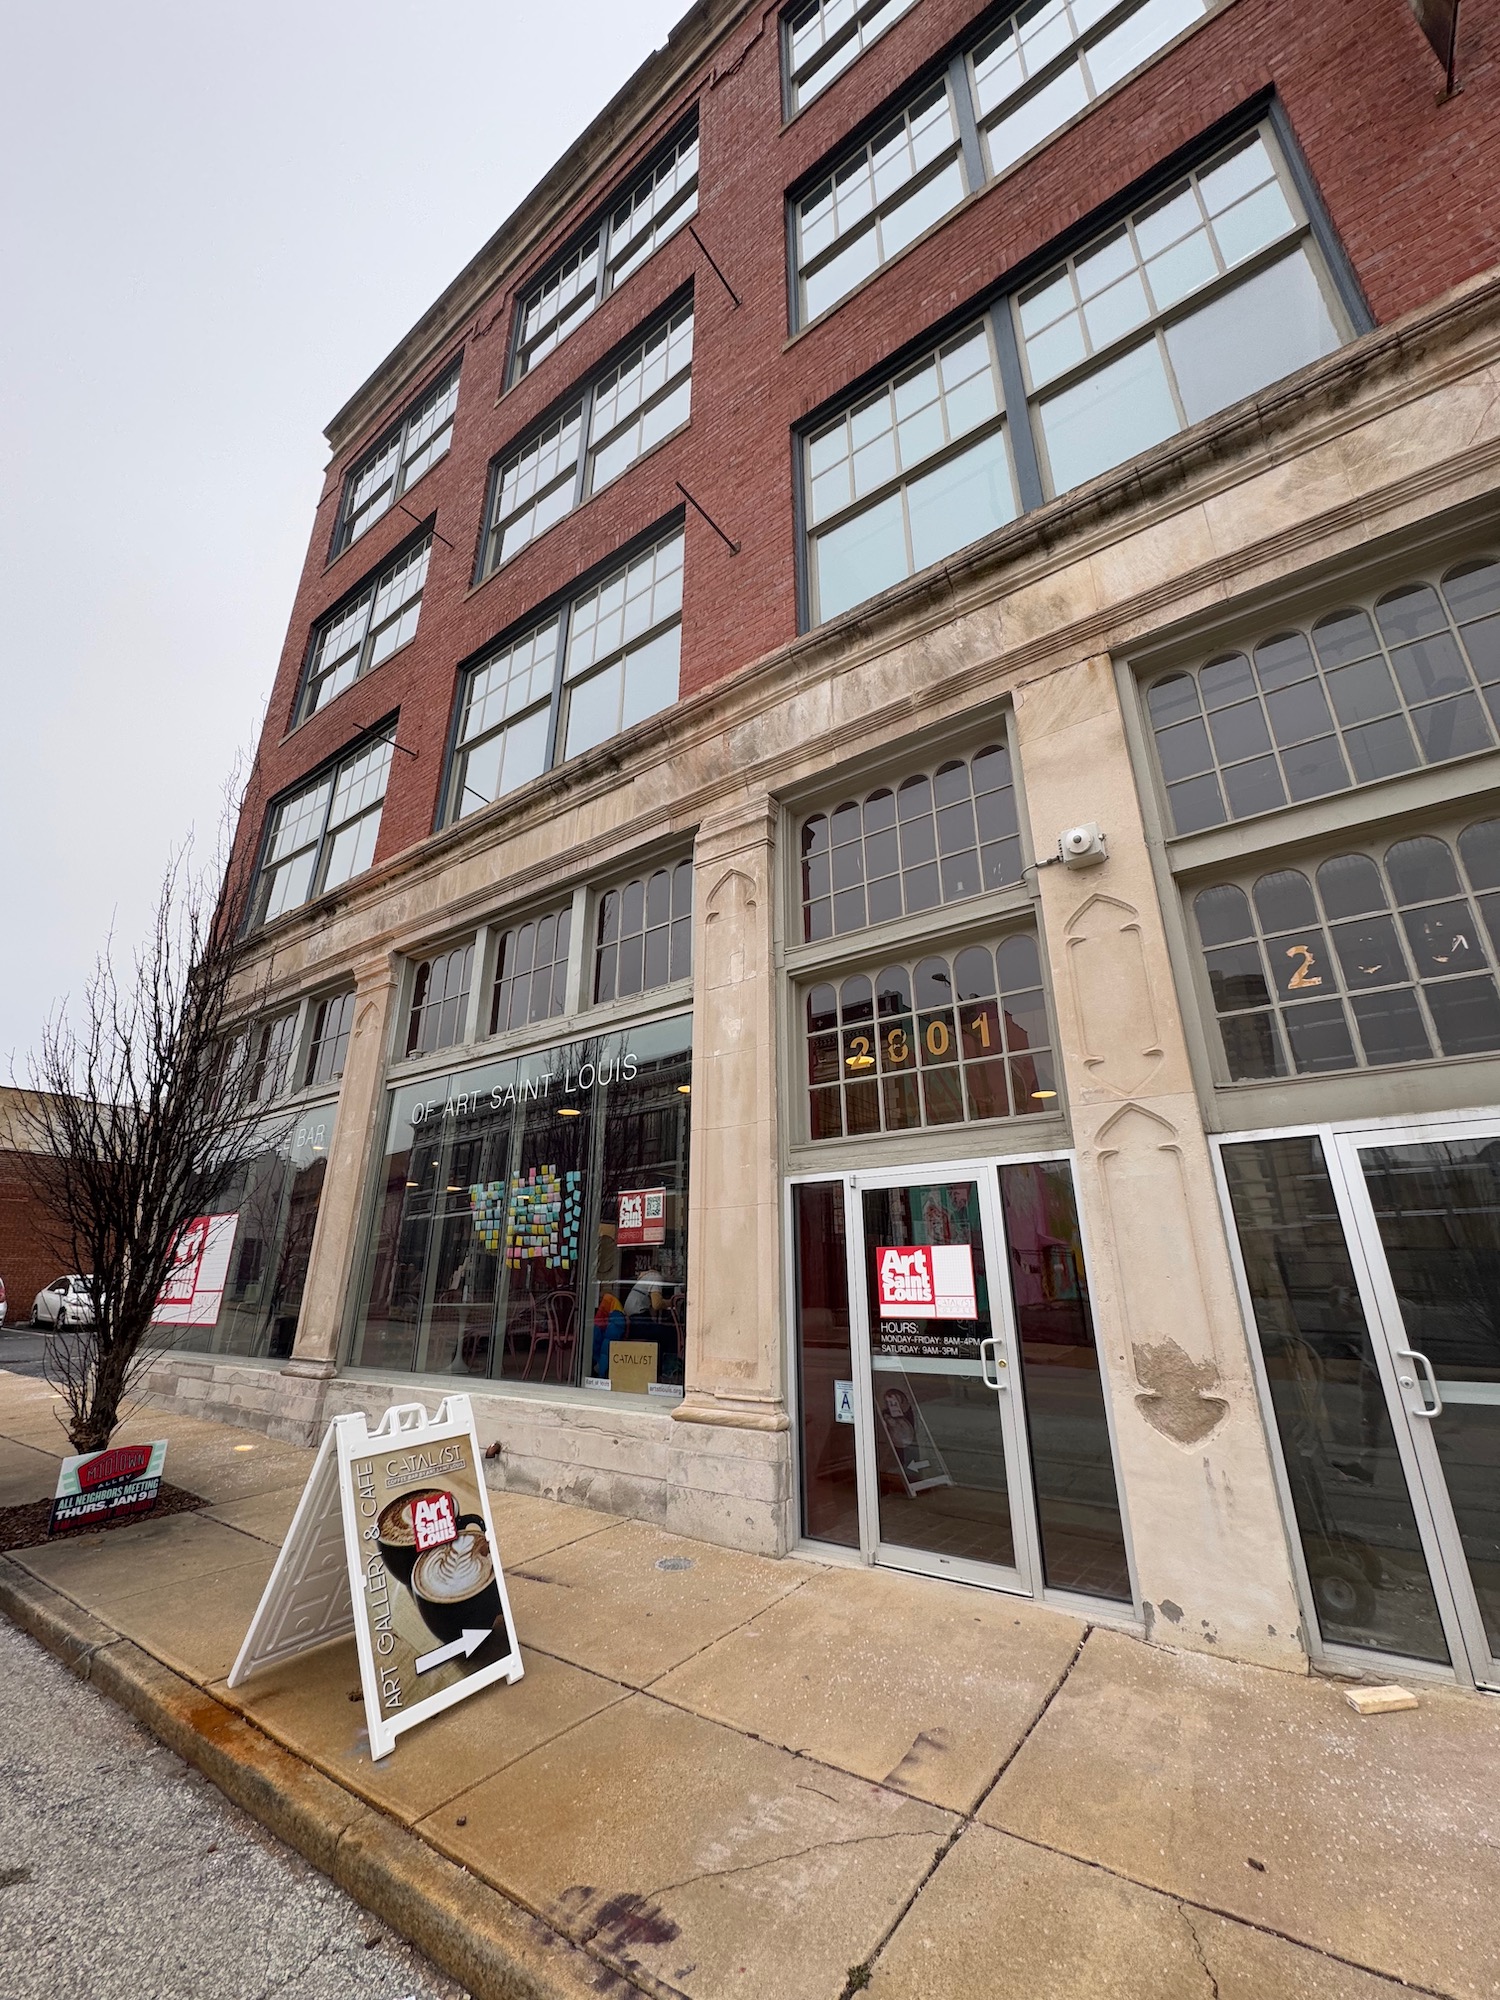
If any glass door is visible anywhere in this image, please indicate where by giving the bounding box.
[853,1172,1033,1589]
[1339,1129,1500,1690]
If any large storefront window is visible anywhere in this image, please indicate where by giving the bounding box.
[349,1016,691,1393]
[164,1108,334,1360]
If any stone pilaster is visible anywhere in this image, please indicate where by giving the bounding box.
[1011,656,1305,1671]
[285,952,401,1377]
[675,793,790,1435]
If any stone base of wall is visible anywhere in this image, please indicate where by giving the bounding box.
[139,1352,796,1557]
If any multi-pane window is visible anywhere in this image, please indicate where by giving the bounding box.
[795,80,965,324]
[490,908,572,1035]
[804,932,1056,1138]
[511,123,698,382]
[449,526,684,823]
[1193,819,1500,1081]
[800,743,1023,942]
[248,1012,299,1103]
[562,531,683,762]
[789,0,1216,327]
[595,862,693,1003]
[306,991,356,1086]
[406,944,475,1058]
[334,363,460,554]
[1017,133,1340,496]
[806,323,1017,622]
[971,0,1210,181]
[785,0,918,114]
[800,124,1356,626]
[483,300,693,573]
[299,537,430,720]
[1148,560,1500,837]
[253,731,394,929]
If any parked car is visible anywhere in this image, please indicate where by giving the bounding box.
[0,1276,6,1327]
[33,1276,95,1329]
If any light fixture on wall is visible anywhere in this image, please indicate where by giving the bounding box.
[677,1083,692,1095]
[558,1106,582,1117]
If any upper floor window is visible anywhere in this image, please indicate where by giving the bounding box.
[806,322,1017,622]
[299,535,431,721]
[799,123,1358,626]
[252,730,395,929]
[789,0,1215,327]
[1147,560,1500,836]
[511,122,699,383]
[800,742,1023,941]
[491,907,572,1034]
[785,0,918,114]
[804,931,1056,1138]
[1017,132,1339,496]
[971,0,1211,181]
[449,524,685,823]
[483,299,693,574]
[406,944,475,1057]
[595,862,693,1003]
[1193,817,1500,1082]
[333,363,460,555]
[306,991,356,1086]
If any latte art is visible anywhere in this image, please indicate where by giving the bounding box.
[413,1529,492,1603]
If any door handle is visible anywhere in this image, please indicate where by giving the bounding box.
[979,1336,1007,1390]
[1396,1348,1444,1418]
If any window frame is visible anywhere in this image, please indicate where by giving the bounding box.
[443,513,687,829]
[248,719,398,933]
[330,358,462,559]
[406,941,478,1059]
[305,989,357,1088]
[781,0,921,118]
[295,525,433,726]
[506,116,700,387]
[793,101,1371,632]
[785,0,1236,333]
[592,859,695,1007]
[480,291,695,579]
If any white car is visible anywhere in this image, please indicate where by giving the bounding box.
[33,1276,95,1329]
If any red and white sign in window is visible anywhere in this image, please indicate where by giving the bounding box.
[618,1187,667,1247]
[875,1245,977,1320]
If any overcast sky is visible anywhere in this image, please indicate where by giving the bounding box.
[0,0,685,1069]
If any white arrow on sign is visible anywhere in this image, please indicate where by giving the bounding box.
[414,1628,492,1675]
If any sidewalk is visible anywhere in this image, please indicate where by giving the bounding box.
[2,1367,1496,2000]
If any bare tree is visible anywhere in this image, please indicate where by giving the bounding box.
[16,841,286,1452]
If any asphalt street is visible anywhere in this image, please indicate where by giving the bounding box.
[0,1326,48,1377]
[0,1618,468,2000]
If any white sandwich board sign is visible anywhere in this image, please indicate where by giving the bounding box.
[229,1397,522,1759]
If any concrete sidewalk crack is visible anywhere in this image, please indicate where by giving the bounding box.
[970,1625,1091,1819]
[1179,1904,1221,2000]
[645,1826,938,1901]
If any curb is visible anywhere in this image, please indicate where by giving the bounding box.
[0,1554,641,2000]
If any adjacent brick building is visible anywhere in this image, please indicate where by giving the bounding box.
[152,0,1500,1691]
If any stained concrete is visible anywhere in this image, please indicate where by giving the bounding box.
[88,1555,278,1684]
[200,1482,311,1544]
[421,1690,954,2000]
[217,1633,629,1826]
[502,1516,812,1685]
[483,1488,622,1566]
[868,1825,1423,2000]
[653,1561,1086,1810]
[983,1627,1500,1999]
[12,1511,277,1613]
[0,1434,62,1506]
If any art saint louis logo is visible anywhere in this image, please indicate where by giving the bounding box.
[411,1491,457,1552]
[876,1244,978,1321]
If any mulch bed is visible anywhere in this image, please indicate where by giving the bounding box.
[0,1482,206,1554]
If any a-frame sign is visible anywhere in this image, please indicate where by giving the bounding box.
[229,1397,522,1759]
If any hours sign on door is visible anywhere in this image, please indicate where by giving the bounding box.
[876,1245,977,1320]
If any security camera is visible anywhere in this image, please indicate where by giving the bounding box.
[1057,823,1107,870]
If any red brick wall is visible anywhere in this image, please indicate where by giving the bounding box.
[233,0,1500,892]
[0,1151,70,1320]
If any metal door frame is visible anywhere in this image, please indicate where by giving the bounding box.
[1213,1107,1500,1690]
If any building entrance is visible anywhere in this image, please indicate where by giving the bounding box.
[1222,1119,1500,1689]
[789,1156,1131,1606]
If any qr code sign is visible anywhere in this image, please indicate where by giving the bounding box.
[413,1493,457,1550]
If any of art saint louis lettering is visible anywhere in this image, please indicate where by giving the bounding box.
[409,1050,640,1128]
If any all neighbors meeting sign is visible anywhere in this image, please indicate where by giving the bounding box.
[229,1397,522,1759]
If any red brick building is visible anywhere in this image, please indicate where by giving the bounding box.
[159,0,1500,1692]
